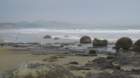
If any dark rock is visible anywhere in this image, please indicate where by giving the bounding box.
[80,36,92,44]
[93,38,108,47]
[132,39,140,52]
[43,35,52,39]
[134,39,140,46]
[88,49,97,56]
[69,61,79,65]
[106,55,115,60]
[115,37,133,51]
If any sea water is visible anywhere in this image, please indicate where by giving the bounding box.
[0,28,140,43]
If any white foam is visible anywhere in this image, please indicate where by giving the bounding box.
[0,28,140,42]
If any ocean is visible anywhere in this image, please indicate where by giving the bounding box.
[0,27,140,43]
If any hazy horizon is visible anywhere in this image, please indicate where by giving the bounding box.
[0,0,140,26]
[1,0,140,42]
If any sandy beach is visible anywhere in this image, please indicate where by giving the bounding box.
[0,47,95,77]
[0,37,140,78]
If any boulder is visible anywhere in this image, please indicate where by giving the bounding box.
[80,36,92,44]
[132,39,140,52]
[93,38,108,47]
[115,37,133,51]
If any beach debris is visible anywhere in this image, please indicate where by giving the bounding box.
[5,62,76,78]
[80,36,92,44]
[93,38,108,47]
[115,37,133,52]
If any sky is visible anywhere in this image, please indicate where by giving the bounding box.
[0,0,140,25]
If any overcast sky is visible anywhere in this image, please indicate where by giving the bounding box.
[0,0,140,25]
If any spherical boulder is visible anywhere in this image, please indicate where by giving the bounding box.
[93,38,108,47]
[115,37,133,51]
[132,39,140,52]
[80,36,92,44]
[6,62,76,78]
[134,39,140,46]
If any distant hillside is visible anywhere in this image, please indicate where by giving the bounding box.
[0,21,140,30]
[0,21,80,29]
[0,23,17,29]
